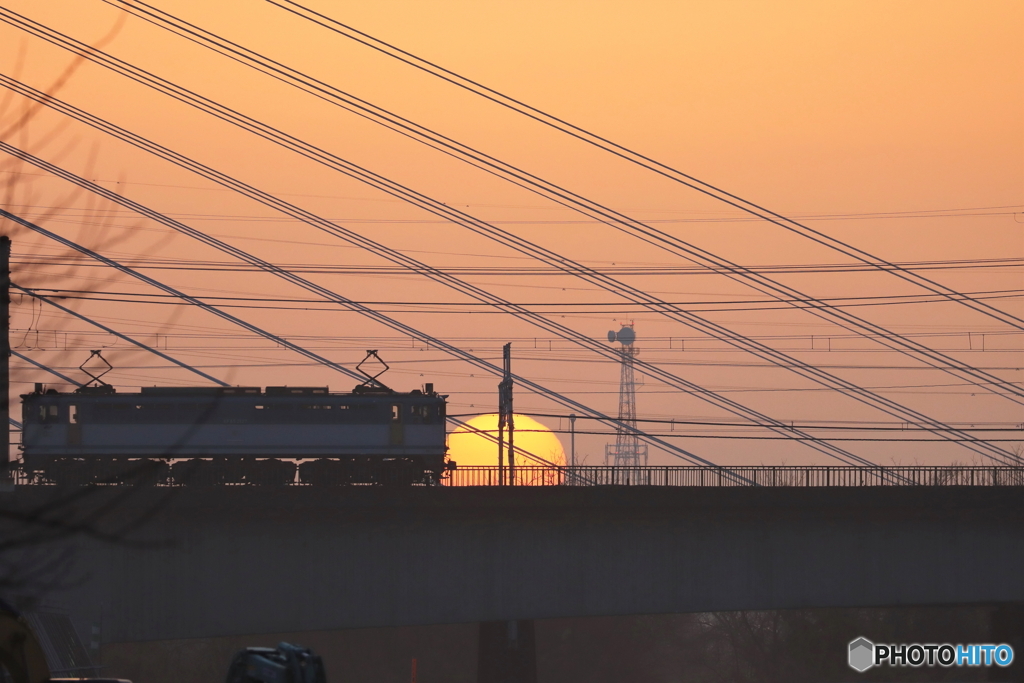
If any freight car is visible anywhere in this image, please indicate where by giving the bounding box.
[21,378,450,487]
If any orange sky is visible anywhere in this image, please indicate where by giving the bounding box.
[0,0,1021,466]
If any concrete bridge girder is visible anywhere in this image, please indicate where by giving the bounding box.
[9,486,1024,642]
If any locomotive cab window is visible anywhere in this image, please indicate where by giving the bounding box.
[391,405,401,423]
[407,404,432,423]
[69,405,78,423]
[37,404,59,422]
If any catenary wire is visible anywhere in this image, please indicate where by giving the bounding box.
[1,207,368,382]
[23,6,1024,434]
[264,0,1024,331]
[91,1,1024,408]
[4,170,1020,222]
[0,18,1014,463]
[0,149,748,471]
[19,286,1024,314]
[9,249,1024,276]
[0,67,1018,466]
[9,332,573,472]
[0,89,1012,468]
[0,143,906,471]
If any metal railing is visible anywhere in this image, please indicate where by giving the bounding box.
[8,465,1024,488]
[446,465,1024,487]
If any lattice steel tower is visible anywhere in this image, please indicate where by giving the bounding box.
[604,323,647,466]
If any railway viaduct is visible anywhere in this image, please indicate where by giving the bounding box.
[8,482,1024,643]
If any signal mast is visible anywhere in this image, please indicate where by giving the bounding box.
[604,323,647,467]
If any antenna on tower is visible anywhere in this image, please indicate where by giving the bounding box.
[604,323,647,467]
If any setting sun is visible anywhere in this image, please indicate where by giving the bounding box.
[448,414,566,469]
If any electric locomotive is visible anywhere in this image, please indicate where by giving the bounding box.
[21,354,450,486]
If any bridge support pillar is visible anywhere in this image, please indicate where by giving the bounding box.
[477,620,536,683]
[989,603,1024,682]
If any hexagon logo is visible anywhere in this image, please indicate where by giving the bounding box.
[848,637,875,672]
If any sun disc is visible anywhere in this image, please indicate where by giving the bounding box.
[448,413,566,469]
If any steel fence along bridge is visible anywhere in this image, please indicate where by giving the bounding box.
[448,465,1024,487]
[8,464,1024,488]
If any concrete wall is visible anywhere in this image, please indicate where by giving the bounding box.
[10,485,1024,642]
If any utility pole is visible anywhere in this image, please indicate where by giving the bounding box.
[0,237,10,476]
[497,343,514,486]
[568,413,576,484]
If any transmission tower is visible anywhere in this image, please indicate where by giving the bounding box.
[604,323,647,467]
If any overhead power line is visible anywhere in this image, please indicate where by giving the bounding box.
[0,150,736,470]
[482,412,1024,433]
[0,207,364,383]
[3,175,1020,221]
[92,1,1024,402]
[18,286,1024,311]
[0,79,1015,467]
[0,160,1003,474]
[2,210,578,472]
[264,0,1024,332]
[11,285,227,386]
[9,324,1020,347]
[11,349,82,386]
[452,429,1024,443]
[0,13,1015,464]
[9,252,1024,276]
[0,145,894,471]
[56,5,1024,423]
[9,332,571,473]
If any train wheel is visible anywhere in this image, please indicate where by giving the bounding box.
[102,459,168,486]
[171,459,214,486]
[381,459,418,487]
[298,459,350,487]
[44,458,91,486]
[349,458,375,485]
[255,459,296,487]
[218,458,249,486]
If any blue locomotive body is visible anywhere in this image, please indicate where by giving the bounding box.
[21,384,449,485]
